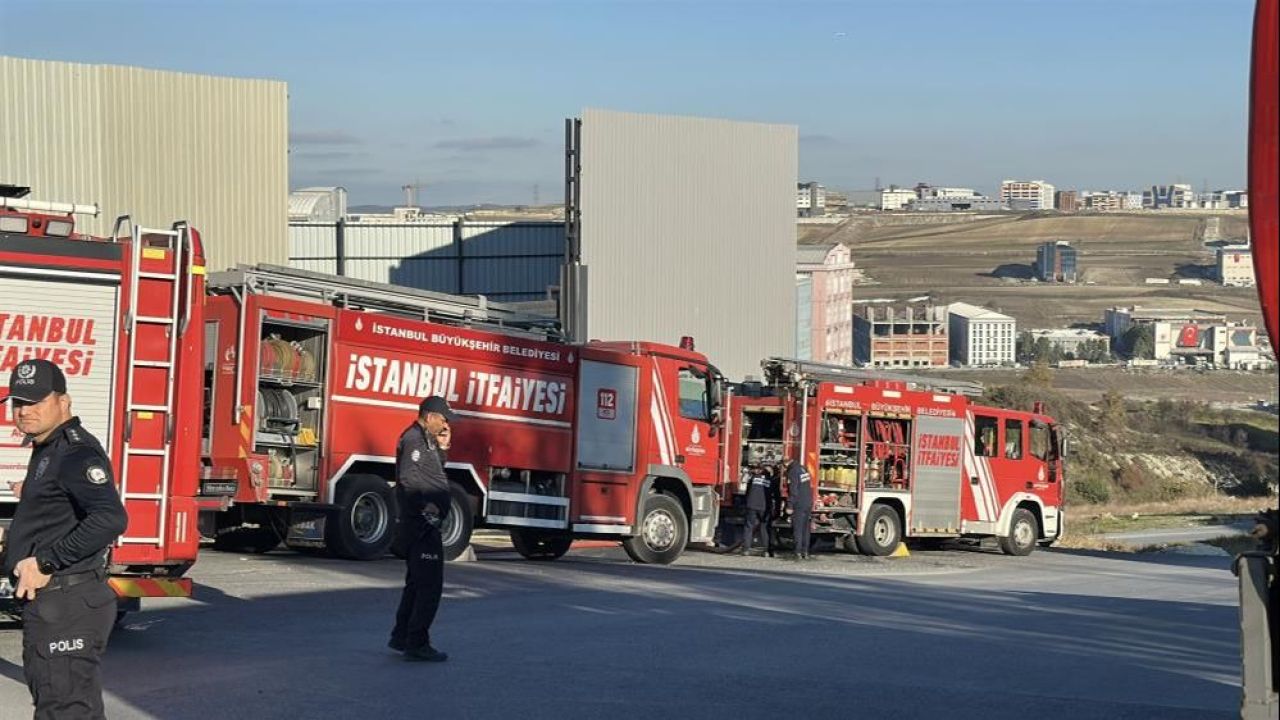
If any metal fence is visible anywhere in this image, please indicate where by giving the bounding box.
[288,220,566,301]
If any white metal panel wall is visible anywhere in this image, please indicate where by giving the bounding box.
[579,109,797,381]
[1,56,288,271]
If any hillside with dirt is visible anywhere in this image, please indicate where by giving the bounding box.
[806,212,1262,327]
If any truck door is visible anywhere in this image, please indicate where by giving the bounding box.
[659,361,716,484]
[911,415,965,534]
[573,359,639,532]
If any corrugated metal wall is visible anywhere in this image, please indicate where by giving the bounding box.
[288,221,564,301]
[1,56,287,271]
[579,109,798,380]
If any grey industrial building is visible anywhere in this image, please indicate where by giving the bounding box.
[1,56,289,270]
[289,218,564,302]
[911,196,1004,212]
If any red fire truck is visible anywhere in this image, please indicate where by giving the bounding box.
[720,359,1065,556]
[198,264,724,564]
[1,186,202,616]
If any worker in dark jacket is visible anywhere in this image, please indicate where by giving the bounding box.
[2,359,127,720]
[737,463,779,556]
[388,395,456,662]
[785,457,814,560]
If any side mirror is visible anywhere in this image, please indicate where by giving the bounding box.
[707,374,724,414]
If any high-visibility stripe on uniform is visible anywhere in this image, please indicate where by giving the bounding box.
[109,577,193,598]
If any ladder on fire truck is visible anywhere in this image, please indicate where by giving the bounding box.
[761,357,985,397]
[113,216,197,548]
[206,264,562,338]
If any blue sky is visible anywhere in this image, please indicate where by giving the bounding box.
[1,0,1256,206]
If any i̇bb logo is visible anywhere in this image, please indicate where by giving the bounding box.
[597,389,617,420]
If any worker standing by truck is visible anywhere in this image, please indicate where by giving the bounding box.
[388,396,456,663]
[737,463,778,557]
[785,458,814,560]
[2,359,128,719]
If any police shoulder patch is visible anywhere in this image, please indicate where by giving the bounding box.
[86,465,110,485]
[410,449,421,462]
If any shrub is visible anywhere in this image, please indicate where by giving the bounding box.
[1068,470,1112,504]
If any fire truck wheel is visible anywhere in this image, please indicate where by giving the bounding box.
[510,529,573,561]
[999,508,1038,557]
[622,493,688,565]
[439,484,476,561]
[329,474,396,560]
[855,503,902,557]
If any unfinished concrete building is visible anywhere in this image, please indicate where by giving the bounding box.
[853,305,949,368]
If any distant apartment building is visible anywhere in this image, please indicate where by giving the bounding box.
[1199,189,1250,210]
[1216,245,1255,287]
[854,304,949,368]
[796,243,856,365]
[797,182,827,217]
[1224,190,1249,208]
[1035,241,1079,282]
[1081,191,1123,212]
[1143,184,1194,209]
[879,187,918,211]
[1026,328,1110,356]
[948,303,1016,366]
[1000,179,1056,211]
[1122,191,1144,210]
[1054,190,1079,212]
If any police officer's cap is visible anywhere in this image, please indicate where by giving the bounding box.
[1,359,67,404]
[418,395,456,422]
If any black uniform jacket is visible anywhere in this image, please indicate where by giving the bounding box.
[3,417,126,580]
[395,422,452,522]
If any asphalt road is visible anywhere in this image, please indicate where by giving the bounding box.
[1102,522,1253,546]
[0,542,1242,720]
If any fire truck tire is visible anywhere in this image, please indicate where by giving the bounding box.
[622,493,688,565]
[999,508,1038,557]
[440,484,476,561]
[329,474,396,560]
[855,503,901,557]
[510,529,573,561]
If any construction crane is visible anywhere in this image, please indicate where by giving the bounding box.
[401,181,426,208]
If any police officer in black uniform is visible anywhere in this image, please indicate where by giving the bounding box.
[785,457,814,560]
[738,463,779,556]
[388,395,456,662]
[2,359,127,719]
